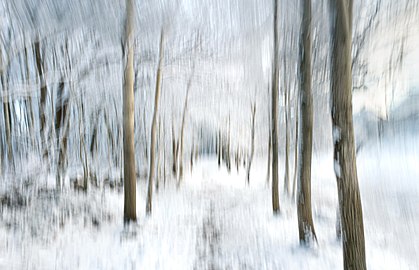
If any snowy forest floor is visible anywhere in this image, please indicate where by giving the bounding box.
[0,143,418,269]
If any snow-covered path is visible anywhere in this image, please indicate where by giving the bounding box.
[1,155,418,269]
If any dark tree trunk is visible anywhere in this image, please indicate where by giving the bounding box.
[34,41,49,161]
[330,0,366,269]
[297,0,317,245]
[271,0,280,214]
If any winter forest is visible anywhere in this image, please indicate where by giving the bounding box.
[1,0,419,269]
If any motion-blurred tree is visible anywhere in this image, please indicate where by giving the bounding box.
[330,0,366,268]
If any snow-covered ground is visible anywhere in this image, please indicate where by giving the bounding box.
[0,141,418,269]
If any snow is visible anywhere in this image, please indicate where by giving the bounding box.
[332,126,341,143]
[333,159,341,178]
[1,140,418,270]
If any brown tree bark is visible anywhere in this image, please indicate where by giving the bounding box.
[146,30,164,215]
[34,41,49,161]
[330,0,366,269]
[123,0,137,222]
[297,0,317,245]
[271,0,280,214]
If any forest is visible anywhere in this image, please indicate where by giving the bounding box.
[1,0,419,269]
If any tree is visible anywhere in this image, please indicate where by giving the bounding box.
[297,0,317,245]
[146,29,164,215]
[178,62,195,184]
[330,0,366,269]
[246,102,256,184]
[55,81,69,190]
[292,95,299,200]
[34,40,50,162]
[123,0,137,223]
[283,36,290,196]
[217,130,222,167]
[271,0,280,214]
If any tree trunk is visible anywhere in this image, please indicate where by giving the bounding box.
[284,79,290,195]
[271,0,280,214]
[34,41,49,161]
[178,63,194,184]
[297,0,317,245]
[172,122,178,176]
[246,103,256,184]
[24,47,36,151]
[77,93,89,191]
[190,140,194,172]
[330,0,366,269]
[146,30,164,215]
[1,66,13,169]
[3,98,12,166]
[55,82,69,190]
[156,118,162,193]
[283,34,290,196]
[123,0,137,223]
[292,99,299,200]
[226,116,231,172]
[217,130,221,167]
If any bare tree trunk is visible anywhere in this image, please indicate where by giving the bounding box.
[24,47,36,151]
[1,65,13,169]
[142,106,149,160]
[271,0,280,214]
[76,92,89,191]
[146,30,164,215]
[246,103,256,184]
[163,140,167,188]
[217,130,221,167]
[156,118,162,193]
[283,33,291,196]
[284,80,290,195]
[235,150,239,172]
[172,122,178,176]
[3,98,12,166]
[178,63,195,184]
[89,110,101,156]
[297,0,317,245]
[55,82,69,190]
[123,0,137,222]
[34,41,49,161]
[292,98,299,200]
[266,132,272,186]
[190,138,194,172]
[330,1,366,269]
[226,116,231,172]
